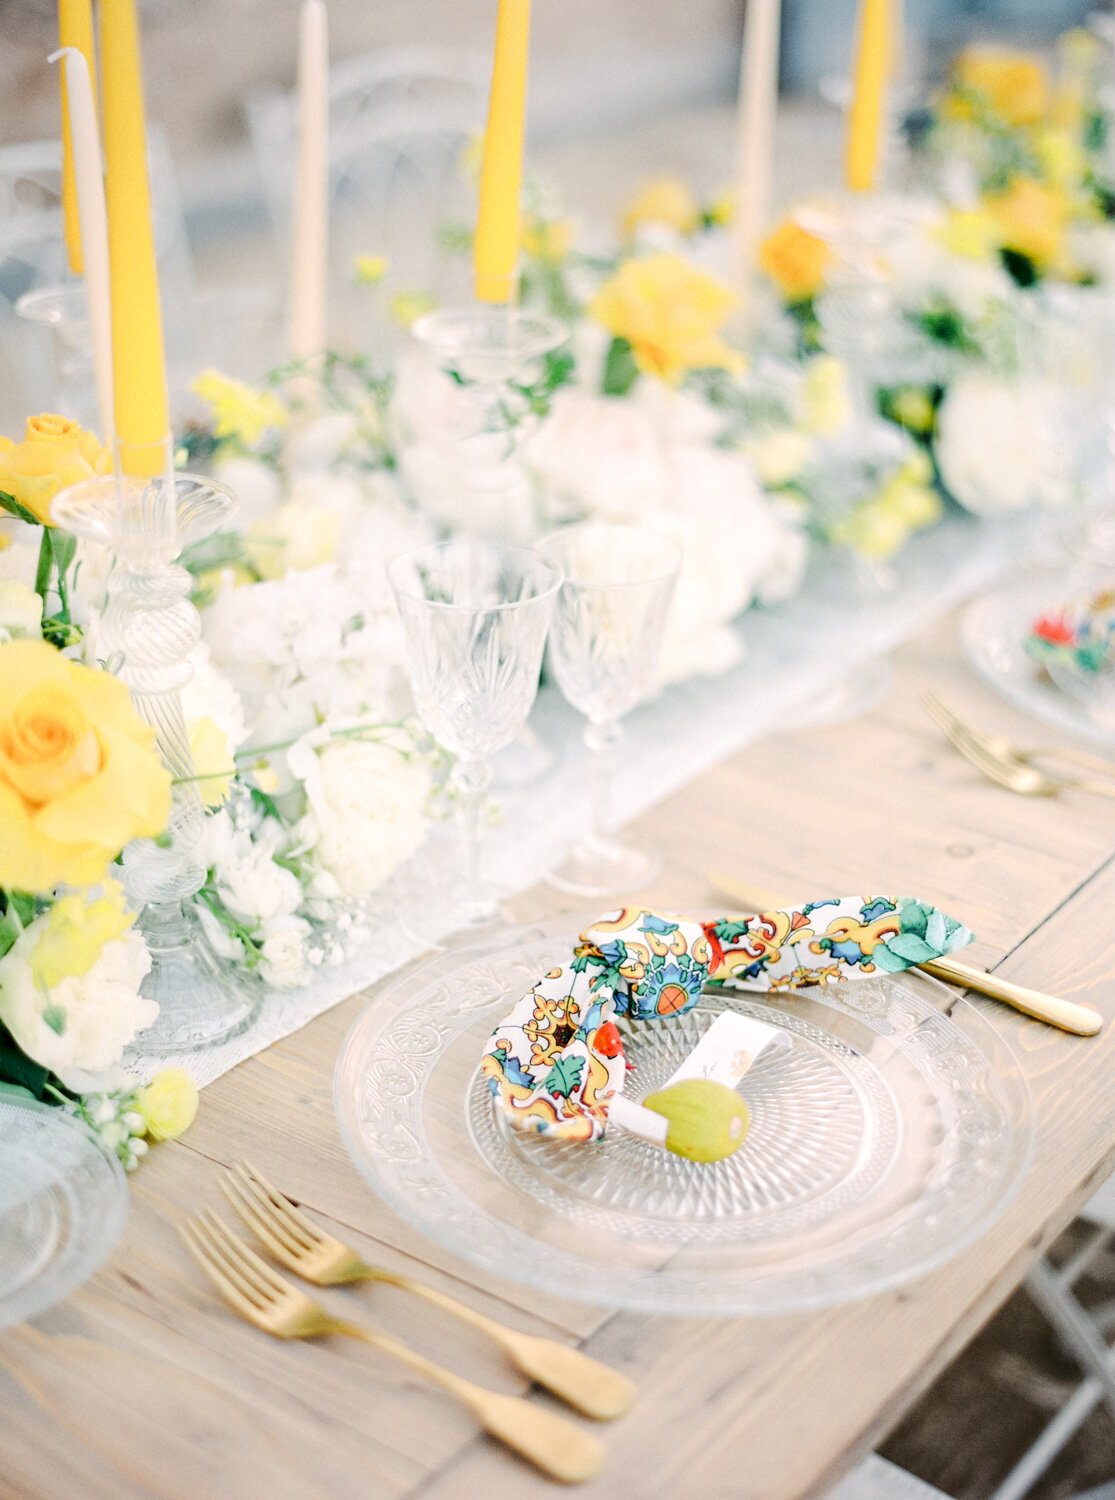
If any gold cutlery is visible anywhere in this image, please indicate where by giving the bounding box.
[922,693,1115,800]
[707,873,1102,1038]
[220,1161,633,1421]
[180,1211,606,1485]
[922,692,1115,780]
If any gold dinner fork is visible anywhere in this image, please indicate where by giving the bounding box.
[179,1211,606,1485]
[922,693,1115,780]
[922,694,1115,800]
[221,1162,634,1421]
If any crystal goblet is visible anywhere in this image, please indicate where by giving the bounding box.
[389,538,562,922]
[538,522,680,897]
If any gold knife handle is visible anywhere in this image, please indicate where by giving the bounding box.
[920,957,1103,1037]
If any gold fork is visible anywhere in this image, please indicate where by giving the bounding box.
[922,693,1115,780]
[220,1161,634,1421]
[180,1211,606,1485]
[922,694,1115,800]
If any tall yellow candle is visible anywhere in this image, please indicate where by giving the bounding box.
[59,0,97,276]
[474,0,530,304]
[100,0,169,476]
[845,0,890,193]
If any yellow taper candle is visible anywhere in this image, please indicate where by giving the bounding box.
[59,0,97,275]
[474,0,530,304]
[100,0,170,475]
[845,0,891,193]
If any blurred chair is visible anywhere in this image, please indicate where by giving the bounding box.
[829,1174,1115,1500]
[246,45,489,348]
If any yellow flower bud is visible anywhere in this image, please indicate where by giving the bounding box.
[135,1067,199,1142]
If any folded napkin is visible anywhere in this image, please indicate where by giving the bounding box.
[482,898,973,1143]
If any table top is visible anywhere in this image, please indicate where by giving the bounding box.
[3,607,1115,1500]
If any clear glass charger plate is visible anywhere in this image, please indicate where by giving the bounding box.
[0,1095,128,1327]
[961,578,1115,747]
[334,915,1033,1316]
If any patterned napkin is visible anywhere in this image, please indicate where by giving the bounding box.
[482,898,973,1143]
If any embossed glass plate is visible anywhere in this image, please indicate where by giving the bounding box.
[962,580,1115,746]
[0,1096,128,1328]
[334,916,1033,1315]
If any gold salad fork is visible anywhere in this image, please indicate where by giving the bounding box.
[922,693,1115,800]
[221,1161,634,1422]
[180,1211,606,1485]
[922,692,1115,780]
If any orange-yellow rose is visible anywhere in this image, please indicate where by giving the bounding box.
[759,219,832,301]
[984,175,1069,269]
[589,254,743,382]
[0,414,111,527]
[0,640,172,894]
[948,47,1049,127]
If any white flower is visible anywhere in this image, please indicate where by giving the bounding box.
[258,915,312,988]
[181,640,248,754]
[289,727,432,898]
[935,374,1071,514]
[197,900,244,962]
[527,389,668,521]
[0,921,155,1078]
[211,455,282,527]
[283,411,361,470]
[217,844,303,926]
[0,579,41,641]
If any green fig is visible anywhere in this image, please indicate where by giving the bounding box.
[641,1078,750,1163]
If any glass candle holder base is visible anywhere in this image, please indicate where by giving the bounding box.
[128,900,260,1057]
[547,838,660,899]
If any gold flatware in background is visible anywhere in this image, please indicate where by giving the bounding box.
[922,693,1115,801]
[922,692,1115,781]
[180,1212,606,1485]
[707,873,1102,1038]
[220,1161,633,1421]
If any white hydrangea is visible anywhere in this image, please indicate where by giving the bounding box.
[288,726,433,899]
[0,920,155,1081]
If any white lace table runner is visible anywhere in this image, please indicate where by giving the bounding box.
[142,515,1020,1088]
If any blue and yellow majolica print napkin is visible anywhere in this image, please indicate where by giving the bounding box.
[482,898,973,1143]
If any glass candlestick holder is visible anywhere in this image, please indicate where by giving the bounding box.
[52,455,261,1055]
[409,306,566,544]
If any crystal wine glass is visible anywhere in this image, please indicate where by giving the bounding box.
[538,522,681,897]
[389,538,562,922]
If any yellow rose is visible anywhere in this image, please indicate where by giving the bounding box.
[187,716,236,808]
[134,1067,199,1142]
[589,254,743,382]
[759,219,832,301]
[0,639,171,894]
[621,177,700,238]
[949,47,1049,126]
[191,370,287,448]
[245,500,340,581]
[0,414,112,528]
[984,175,1069,269]
[30,879,135,990]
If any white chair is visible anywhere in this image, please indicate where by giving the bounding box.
[830,1175,1115,1500]
[246,45,489,346]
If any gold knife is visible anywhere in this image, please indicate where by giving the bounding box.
[706,873,1102,1038]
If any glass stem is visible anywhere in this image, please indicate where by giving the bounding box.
[452,757,493,894]
[585,718,622,850]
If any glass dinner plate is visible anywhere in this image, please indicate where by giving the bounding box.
[0,1095,128,1328]
[962,579,1115,747]
[334,916,1033,1316]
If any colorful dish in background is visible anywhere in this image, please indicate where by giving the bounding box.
[0,1096,128,1329]
[335,915,1033,1317]
[963,581,1115,746]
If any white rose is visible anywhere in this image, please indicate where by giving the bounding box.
[0,922,155,1076]
[935,375,1070,515]
[0,579,41,641]
[291,730,432,898]
[258,915,311,988]
[216,847,303,926]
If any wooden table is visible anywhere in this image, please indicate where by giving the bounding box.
[3,609,1115,1500]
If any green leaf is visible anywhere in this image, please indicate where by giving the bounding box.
[42,1005,66,1037]
[0,1080,38,1103]
[601,337,639,397]
[9,892,36,927]
[884,933,938,964]
[51,528,77,575]
[1000,248,1039,288]
[0,490,43,527]
[0,1024,49,1098]
[544,1053,585,1100]
[0,907,22,962]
